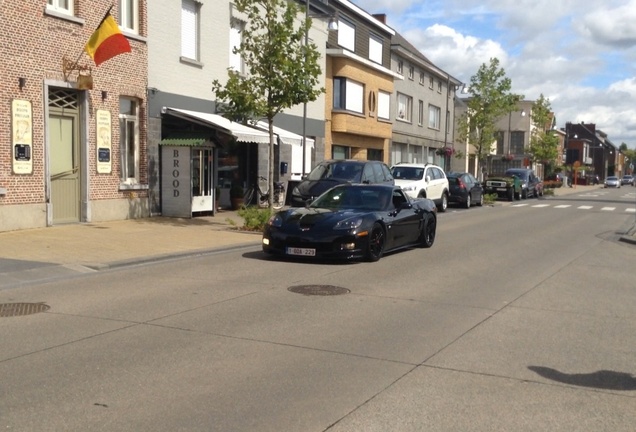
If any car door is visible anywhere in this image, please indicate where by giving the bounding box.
[388,189,421,247]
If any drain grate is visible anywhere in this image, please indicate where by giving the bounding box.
[0,303,50,318]
[288,285,350,296]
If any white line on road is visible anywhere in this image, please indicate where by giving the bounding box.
[532,204,551,208]
[511,204,528,207]
[578,206,593,209]
[626,208,636,213]
[553,205,571,208]
[600,207,616,211]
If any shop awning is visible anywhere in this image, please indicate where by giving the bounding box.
[251,120,315,148]
[162,107,270,144]
[159,131,215,147]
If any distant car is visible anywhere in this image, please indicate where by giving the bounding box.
[290,159,394,207]
[390,163,450,212]
[604,176,621,188]
[620,175,634,186]
[263,184,437,262]
[502,168,542,198]
[446,172,484,208]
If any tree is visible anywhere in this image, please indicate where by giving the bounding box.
[456,58,523,178]
[211,0,323,207]
[527,94,559,170]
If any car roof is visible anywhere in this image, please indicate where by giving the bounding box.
[320,159,377,165]
[390,163,436,168]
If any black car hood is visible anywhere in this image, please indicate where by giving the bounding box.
[281,207,369,230]
[295,178,350,199]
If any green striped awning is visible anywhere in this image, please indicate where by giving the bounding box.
[159,132,214,147]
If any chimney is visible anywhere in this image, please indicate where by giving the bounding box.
[372,13,386,24]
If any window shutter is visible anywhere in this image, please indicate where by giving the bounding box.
[181,0,197,59]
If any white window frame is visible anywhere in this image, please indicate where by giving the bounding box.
[397,93,412,122]
[119,0,139,34]
[337,17,355,52]
[119,98,140,184]
[419,73,425,85]
[437,80,442,93]
[428,104,441,130]
[369,34,383,64]
[229,19,244,73]
[181,0,199,61]
[418,100,424,126]
[397,60,403,75]
[47,0,74,15]
[333,77,364,114]
[408,66,414,80]
[378,91,390,120]
[429,76,434,90]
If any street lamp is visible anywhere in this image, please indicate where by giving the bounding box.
[302,1,337,178]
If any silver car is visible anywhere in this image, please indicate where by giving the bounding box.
[620,175,634,186]
[604,176,621,188]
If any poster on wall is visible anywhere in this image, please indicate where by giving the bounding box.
[12,99,33,174]
[96,109,112,174]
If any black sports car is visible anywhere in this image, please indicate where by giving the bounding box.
[262,184,437,262]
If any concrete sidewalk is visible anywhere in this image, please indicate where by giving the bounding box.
[0,184,633,282]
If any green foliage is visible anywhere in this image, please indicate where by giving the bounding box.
[527,94,559,166]
[211,0,324,208]
[483,193,498,205]
[237,206,274,231]
[456,58,523,174]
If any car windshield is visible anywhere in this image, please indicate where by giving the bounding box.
[505,170,527,179]
[310,186,392,211]
[306,162,363,182]
[607,176,618,181]
[391,166,424,181]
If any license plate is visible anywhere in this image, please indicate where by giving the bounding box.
[497,188,507,191]
[286,247,316,256]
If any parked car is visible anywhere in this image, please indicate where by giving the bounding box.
[620,175,634,186]
[484,172,522,201]
[502,168,542,198]
[604,176,621,188]
[263,184,437,262]
[290,159,394,207]
[446,172,484,208]
[390,163,450,212]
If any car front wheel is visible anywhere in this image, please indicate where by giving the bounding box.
[438,193,448,212]
[366,223,385,262]
[419,214,436,248]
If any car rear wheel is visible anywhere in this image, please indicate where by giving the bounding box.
[464,194,471,209]
[438,193,448,212]
[477,192,484,206]
[419,214,436,248]
[366,223,385,262]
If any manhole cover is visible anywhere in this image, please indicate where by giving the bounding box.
[0,303,50,318]
[288,285,350,296]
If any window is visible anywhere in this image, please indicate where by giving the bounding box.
[437,80,442,93]
[419,73,425,85]
[408,66,414,80]
[47,0,73,15]
[337,18,355,52]
[429,76,434,89]
[332,145,350,160]
[229,19,244,73]
[369,34,383,64]
[418,100,424,126]
[119,98,140,183]
[397,93,412,122]
[392,142,407,164]
[181,0,199,60]
[368,150,384,162]
[119,0,139,33]
[397,60,403,75]
[428,104,440,129]
[511,131,525,155]
[333,77,364,114]
[377,91,390,120]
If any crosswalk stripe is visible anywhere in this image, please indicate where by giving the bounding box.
[626,208,636,213]
[578,206,593,209]
[600,207,615,211]
[532,204,551,208]
[511,204,528,207]
[554,205,571,208]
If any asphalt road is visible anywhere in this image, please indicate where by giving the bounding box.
[1,188,635,431]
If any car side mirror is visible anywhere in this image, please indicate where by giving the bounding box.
[425,175,431,182]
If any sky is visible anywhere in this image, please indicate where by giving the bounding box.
[358,0,636,149]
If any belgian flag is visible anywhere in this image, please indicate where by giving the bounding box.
[84,7,131,66]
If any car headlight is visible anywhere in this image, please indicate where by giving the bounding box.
[334,217,363,230]
[402,185,416,192]
[268,214,283,227]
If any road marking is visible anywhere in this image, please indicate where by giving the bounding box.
[554,205,571,208]
[600,207,615,211]
[578,206,593,209]
[512,204,528,207]
[626,208,636,213]
[532,204,550,207]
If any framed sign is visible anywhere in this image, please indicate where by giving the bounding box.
[12,99,33,174]
[96,109,112,174]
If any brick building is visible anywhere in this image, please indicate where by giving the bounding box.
[0,1,148,232]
